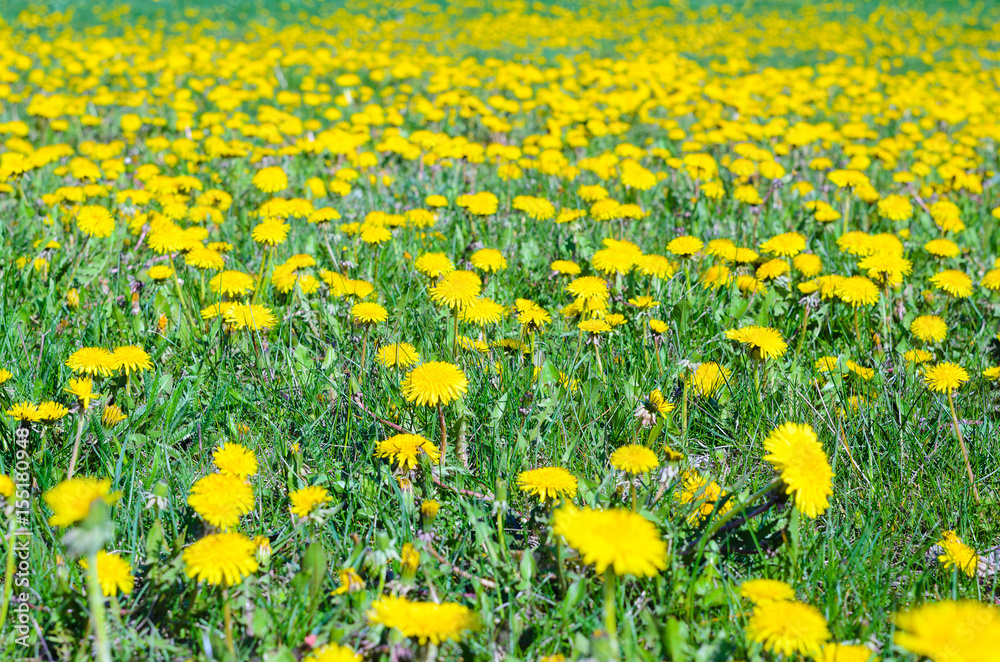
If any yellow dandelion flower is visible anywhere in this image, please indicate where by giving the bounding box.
[65,347,116,377]
[376,433,440,471]
[895,601,1000,662]
[930,270,973,298]
[224,303,278,331]
[414,252,455,278]
[552,505,666,577]
[183,532,259,586]
[746,599,830,658]
[213,443,258,479]
[367,595,479,645]
[352,302,388,324]
[923,362,969,393]
[763,422,833,518]
[289,485,333,518]
[430,270,481,309]
[80,551,134,597]
[909,315,947,344]
[187,473,254,530]
[470,248,507,272]
[401,362,468,407]
[740,578,795,604]
[610,444,659,475]
[112,345,152,375]
[43,477,118,528]
[377,343,419,368]
[936,530,977,577]
[724,326,787,360]
[516,467,578,502]
[303,643,361,662]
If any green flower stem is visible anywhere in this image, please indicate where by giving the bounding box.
[223,585,235,657]
[681,380,689,443]
[86,551,112,662]
[555,536,567,593]
[947,390,980,503]
[253,247,272,304]
[437,403,447,470]
[603,567,618,652]
[168,255,197,330]
[795,306,811,355]
[594,340,604,380]
[67,410,87,479]
[361,326,370,368]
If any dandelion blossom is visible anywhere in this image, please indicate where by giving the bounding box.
[552,506,666,577]
[923,362,969,393]
[377,343,419,368]
[895,601,1000,662]
[762,422,833,518]
[376,433,440,471]
[819,643,879,662]
[936,530,977,577]
[759,232,806,257]
[289,485,333,518]
[183,532,259,586]
[43,477,118,528]
[516,467,578,502]
[224,303,278,331]
[187,473,254,530]
[367,595,479,645]
[80,551,134,596]
[65,347,116,377]
[210,270,255,297]
[470,248,507,272]
[609,445,659,475]
[835,276,879,307]
[252,166,288,193]
[724,326,787,360]
[303,644,361,662]
[213,443,258,479]
[401,362,468,407]
[112,345,152,376]
[740,578,795,604]
[352,302,388,324]
[909,316,947,344]
[746,599,830,658]
[689,362,730,397]
[414,253,454,278]
[76,205,115,238]
[665,236,703,256]
[930,270,973,298]
[430,271,481,309]
[675,470,731,523]
[459,298,506,325]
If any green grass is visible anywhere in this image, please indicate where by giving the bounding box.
[0,0,998,660]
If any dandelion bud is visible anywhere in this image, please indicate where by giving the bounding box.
[66,288,80,309]
[255,536,272,566]
[400,542,419,573]
[156,313,168,334]
[420,499,440,525]
[102,404,127,427]
[332,567,365,595]
[400,542,420,584]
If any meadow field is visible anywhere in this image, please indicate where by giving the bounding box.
[0,0,998,660]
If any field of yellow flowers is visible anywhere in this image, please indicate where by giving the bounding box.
[1,0,998,659]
